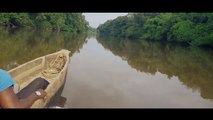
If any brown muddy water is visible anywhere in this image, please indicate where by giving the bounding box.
[1,29,213,108]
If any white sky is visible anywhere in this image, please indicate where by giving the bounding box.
[83,13,128,28]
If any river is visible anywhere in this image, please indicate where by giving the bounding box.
[1,28,213,108]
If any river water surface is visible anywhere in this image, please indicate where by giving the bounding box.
[61,37,213,108]
[1,29,213,108]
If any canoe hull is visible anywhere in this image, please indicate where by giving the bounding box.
[8,49,70,108]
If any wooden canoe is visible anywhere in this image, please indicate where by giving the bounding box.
[8,49,71,108]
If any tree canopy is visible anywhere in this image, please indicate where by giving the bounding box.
[0,13,88,33]
[97,13,213,47]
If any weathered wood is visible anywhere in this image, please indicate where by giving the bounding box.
[8,49,70,108]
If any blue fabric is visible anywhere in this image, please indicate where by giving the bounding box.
[0,69,15,92]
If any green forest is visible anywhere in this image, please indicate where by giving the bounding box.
[0,13,88,33]
[97,13,213,47]
[87,26,97,36]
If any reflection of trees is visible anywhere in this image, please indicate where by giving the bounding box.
[97,36,213,99]
[0,28,86,70]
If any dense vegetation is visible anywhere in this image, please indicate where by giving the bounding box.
[0,13,88,33]
[87,26,97,36]
[97,13,213,47]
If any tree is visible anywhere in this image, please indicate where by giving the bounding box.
[97,13,213,48]
[0,13,88,33]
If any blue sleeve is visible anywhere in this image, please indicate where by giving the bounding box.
[0,69,15,92]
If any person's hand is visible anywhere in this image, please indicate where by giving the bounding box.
[36,89,47,100]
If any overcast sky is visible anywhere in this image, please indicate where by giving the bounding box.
[83,13,128,28]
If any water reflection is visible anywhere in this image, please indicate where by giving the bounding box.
[0,28,87,108]
[1,28,213,107]
[97,36,213,100]
[0,28,87,70]
[46,84,67,108]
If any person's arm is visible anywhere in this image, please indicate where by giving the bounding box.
[0,86,46,108]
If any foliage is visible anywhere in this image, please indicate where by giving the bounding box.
[97,13,213,47]
[0,13,88,33]
[87,26,97,36]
